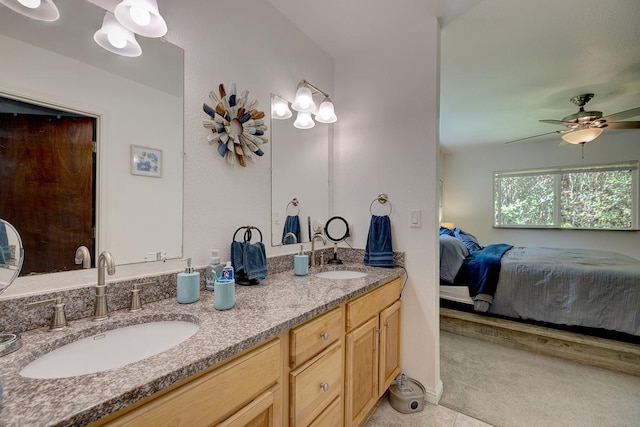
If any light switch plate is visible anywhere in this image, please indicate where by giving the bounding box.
[410,209,421,228]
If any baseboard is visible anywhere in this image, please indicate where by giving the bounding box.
[424,379,443,405]
[440,307,640,377]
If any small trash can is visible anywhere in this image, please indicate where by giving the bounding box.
[388,374,426,414]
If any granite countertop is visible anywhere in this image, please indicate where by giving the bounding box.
[0,263,403,427]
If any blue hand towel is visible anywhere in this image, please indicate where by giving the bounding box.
[364,215,395,267]
[281,215,301,245]
[231,241,245,274]
[243,241,268,280]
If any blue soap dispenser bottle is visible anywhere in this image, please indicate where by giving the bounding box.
[177,258,200,304]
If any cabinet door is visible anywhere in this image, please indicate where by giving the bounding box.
[379,300,401,395]
[217,387,281,427]
[345,316,379,427]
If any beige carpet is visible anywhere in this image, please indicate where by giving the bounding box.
[439,331,640,427]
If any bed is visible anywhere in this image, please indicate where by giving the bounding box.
[439,229,640,337]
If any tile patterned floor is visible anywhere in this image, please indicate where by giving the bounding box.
[364,397,493,427]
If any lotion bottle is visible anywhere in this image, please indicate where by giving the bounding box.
[205,249,223,291]
[177,258,200,304]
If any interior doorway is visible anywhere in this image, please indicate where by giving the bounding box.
[0,95,96,275]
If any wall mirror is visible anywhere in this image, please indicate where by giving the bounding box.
[0,219,24,295]
[270,94,329,246]
[0,0,183,291]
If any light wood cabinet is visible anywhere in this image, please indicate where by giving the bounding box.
[344,278,402,427]
[92,337,283,427]
[288,306,345,427]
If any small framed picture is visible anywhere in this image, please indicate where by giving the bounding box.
[131,145,162,177]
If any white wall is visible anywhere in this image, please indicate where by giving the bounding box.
[158,0,335,266]
[334,19,442,402]
[442,131,640,259]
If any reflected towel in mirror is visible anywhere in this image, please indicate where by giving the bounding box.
[281,215,301,245]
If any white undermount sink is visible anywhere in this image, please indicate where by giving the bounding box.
[20,320,199,379]
[315,270,367,280]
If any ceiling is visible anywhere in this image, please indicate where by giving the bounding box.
[266,0,640,150]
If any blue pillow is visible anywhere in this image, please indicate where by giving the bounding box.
[453,228,482,252]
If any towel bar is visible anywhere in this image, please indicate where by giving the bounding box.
[370,193,393,216]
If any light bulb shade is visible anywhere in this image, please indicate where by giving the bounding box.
[315,98,337,123]
[271,96,292,120]
[0,0,59,21]
[94,12,142,57]
[115,0,167,38]
[561,128,604,144]
[291,85,317,113]
[294,111,315,129]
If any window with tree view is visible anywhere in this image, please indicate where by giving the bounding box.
[494,162,638,230]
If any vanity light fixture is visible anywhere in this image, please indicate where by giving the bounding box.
[271,95,292,120]
[114,0,167,38]
[291,80,338,129]
[94,11,142,58]
[0,0,59,21]
[561,128,604,145]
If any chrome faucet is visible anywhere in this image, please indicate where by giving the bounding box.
[283,232,298,245]
[310,233,326,268]
[74,246,91,269]
[94,251,116,320]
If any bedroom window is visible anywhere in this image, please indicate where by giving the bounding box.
[494,162,638,230]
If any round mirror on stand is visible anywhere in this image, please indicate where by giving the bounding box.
[324,216,350,264]
[0,219,25,361]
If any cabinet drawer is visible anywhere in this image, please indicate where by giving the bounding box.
[290,340,342,427]
[309,396,342,427]
[101,338,281,427]
[346,277,401,331]
[290,306,343,367]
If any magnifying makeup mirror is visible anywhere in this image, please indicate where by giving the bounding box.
[1,219,25,360]
[324,216,350,264]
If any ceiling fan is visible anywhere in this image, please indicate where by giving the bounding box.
[506,93,640,145]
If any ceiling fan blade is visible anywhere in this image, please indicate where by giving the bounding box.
[600,107,640,122]
[539,119,574,126]
[602,121,640,129]
[504,131,560,144]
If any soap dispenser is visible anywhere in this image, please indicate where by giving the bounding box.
[294,245,309,276]
[177,258,200,304]
[205,249,224,291]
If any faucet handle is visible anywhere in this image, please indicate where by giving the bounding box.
[27,297,68,331]
[129,281,157,312]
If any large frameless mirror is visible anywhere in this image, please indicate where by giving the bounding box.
[0,0,183,293]
[270,94,329,246]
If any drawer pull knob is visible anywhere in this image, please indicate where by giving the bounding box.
[320,383,329,392]
[384,321,391,328]
[320,332,330,340]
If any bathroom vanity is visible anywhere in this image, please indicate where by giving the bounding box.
[0,264,403,426]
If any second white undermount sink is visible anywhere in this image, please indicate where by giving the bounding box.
[315,270,367,280]
[20,320,199,379]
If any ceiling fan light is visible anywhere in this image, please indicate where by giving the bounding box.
[561,128,604,144]
[115,0,167,38]
[94,12,142,57]
[0,0,59,21]
[291,85,316,113]
[315,97,337,123]
[294,111,315,129]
